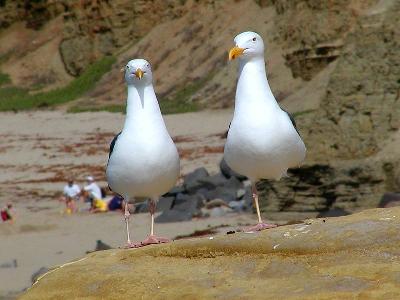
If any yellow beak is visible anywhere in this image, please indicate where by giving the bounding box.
[134,68,144,79]
[228,47,245,60]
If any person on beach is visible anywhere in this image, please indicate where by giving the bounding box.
[1,203,15,223]
[107,194,124,211]
[83,176,107,212]
[60,179,81,214]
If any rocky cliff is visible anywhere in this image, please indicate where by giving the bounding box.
[0,0,399,214]
[20,207,400,299]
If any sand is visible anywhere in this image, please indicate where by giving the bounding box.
[0,109,261,298]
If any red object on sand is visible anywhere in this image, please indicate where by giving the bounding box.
[1,210,11,221]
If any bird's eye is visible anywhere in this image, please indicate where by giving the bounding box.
[126,65,129,69]
[252,37,256,42]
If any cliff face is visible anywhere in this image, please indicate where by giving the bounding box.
[0,0,399,213]
[257,0,400,215]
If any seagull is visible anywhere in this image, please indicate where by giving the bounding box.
[106,59,180,247]
[224,31,306,232]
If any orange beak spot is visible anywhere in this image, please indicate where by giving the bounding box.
[228,47,245,60]
[134,68,144,79]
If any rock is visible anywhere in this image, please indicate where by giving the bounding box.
[94,240,112,251]
[183,167,210,193]
[317,208,350,218]
[157,196,174,212]
[156,194,203,223]
[164,186,186,197]
[154,210,192,223]
[0,259,17,269]
[204,177,243,203]
[21,207,400,300]
[135,197,174,213]
[173,194,203,213]
[204,199,229,209]
[219,158,247,181]
[378,193,400,208]
[205,186,237,203]
[228,199,247,212]
[209,206,231,217]
[198,173,228,189]
[236,188,246,199]
[134,200,149,214]
[31,267,49,284]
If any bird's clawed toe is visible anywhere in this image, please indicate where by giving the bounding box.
[243,222,277,232]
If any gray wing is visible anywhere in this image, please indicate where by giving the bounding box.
[108,131,121,159]
[107,132,121,193]
[282,109,300,137]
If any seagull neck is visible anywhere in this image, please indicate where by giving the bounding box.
[125,84,161,123]
[237,57,278,108]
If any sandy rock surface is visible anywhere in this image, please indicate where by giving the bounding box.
[21,207,400,300]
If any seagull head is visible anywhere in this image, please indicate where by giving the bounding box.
[228,31,264,61]
[124,59,153,86]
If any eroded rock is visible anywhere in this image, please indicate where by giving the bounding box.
[22,207,400,299]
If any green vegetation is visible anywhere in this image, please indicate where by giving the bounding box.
[69,72,213,115]
[0,56,116,111]
[159,72,217,114]
[0,72,11,86]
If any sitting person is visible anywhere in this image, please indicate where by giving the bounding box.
[108,194,124,211]
[1,203,14,223]
[91,198,108,213]
[60,179,81,214]
[83,176,107,213]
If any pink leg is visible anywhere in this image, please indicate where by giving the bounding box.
[243,183,277,232]
[123,199,141,248]
[140,199,170,246]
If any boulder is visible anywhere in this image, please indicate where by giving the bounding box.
[219,158,247,181]
[31,267,49,284]
[378,193,400,208]
[164,185,186,197]
[183,167,209,193]
[198,173,228,189]
[317,208,350,218]
[21,207,400,300]
[154,210,192,223]
[157,196,174,212]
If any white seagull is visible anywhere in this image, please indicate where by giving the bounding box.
[224,32,306,231]
[106,59,180,247]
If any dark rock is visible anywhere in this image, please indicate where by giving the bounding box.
[94,240,112,251]
[157,194,204,223]
[174,194,203,212]
[242,186,254,210]
[210,186,237,203]
[220,159,247,181]
[155,210,192,223]
[0,259,17,269]
[198,173,228,189]
[378,193,400,208]
[134,200,149,214]
[183,167,209,193]
[317,208,350,218]
[194,187,210,199]
[236,188,246,199]
[157,196,174,211]
[165,185,186,196]
[31,267,49,284]
[205,177,243,203]
[229,200,247,212]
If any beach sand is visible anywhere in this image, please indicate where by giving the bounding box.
[0,109,262,297]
